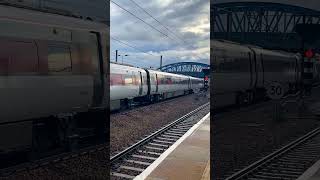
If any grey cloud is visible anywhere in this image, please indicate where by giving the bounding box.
[111,0,209,67]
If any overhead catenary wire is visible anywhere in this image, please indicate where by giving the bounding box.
[111,0,177,43]
[111,36,156,56]
[128,0,208,60]
[110,0,208,62]
[128,0,188,44]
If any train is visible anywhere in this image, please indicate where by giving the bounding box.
[211,39,320,108]
[0,5,109,161]
[0,4,205,163]
[110,63,204,111]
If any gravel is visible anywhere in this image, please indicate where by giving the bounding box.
[212,90,320,180]
[3,91,209,180]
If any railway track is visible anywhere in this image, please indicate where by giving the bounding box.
[226,127,320,180]
[110,102,210,179]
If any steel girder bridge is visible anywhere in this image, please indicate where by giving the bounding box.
[211,2,320,51]
[158,62,210,78]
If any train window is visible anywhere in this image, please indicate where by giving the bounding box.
[134,74,141,85]
[124,74,133,85]
[110,74,123,86]
[48,45,72,73]
[0,20,104,76]
[0,39,38,74]
[214,53,250,73]
[70,32,100,75]
[166,76,172,84]
[151,75,156,84]
[10,41,38,74]
[144,74,148,85]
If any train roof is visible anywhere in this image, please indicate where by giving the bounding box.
[212,39,297,59]
[111,62,143,72]
[111,63,202,79]
[111,62,135,67]
[251,47,297,58]
[147,69,192,79]
[0,5,108,33]
[211,40,254,52]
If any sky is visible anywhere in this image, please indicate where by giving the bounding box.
[110,0,210,68]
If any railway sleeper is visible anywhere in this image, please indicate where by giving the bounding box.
[166,130,186,135]
[153,139,174,144]
[257,170,303,177]
[164,132,184,137]
[116,168,141,177]
[148,142,169,148]
[161,134,180,139]
[125,159,152,166]
[261,167,305,173]
[137,149,161,157]
[111,172,135,179]
[268,164,306,170]
[170,128,188,133]
[122,159,149,169]
[252,174,292,180]
[157,137,177,142]
[276,157,313,163]
[280,156,318,161]
[120,165,145,173]
[137,150,162,156]
[131,154,157,161]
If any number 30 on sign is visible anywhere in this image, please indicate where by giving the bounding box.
[267,82,284,100]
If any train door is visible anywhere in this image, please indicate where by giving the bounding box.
[252,51,258,88]
[146,70,151,95]
[248,52,254,89]
[139,72,143,95]
[256,53,264,87]
[156,74,159,93]
[91,32,105,107]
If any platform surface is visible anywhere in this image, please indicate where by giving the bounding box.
[144,113,210,180]
[297,159,320,180]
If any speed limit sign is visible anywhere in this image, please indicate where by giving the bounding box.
[267,82,284,100]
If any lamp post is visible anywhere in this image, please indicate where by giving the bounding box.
[121,54,128,64]
[115,50,129,64]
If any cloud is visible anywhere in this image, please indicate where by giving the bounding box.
[111,0,210,68]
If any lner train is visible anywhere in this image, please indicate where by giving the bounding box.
[0,5,109,158]
[110,63,204,111]
[212,40,320,108]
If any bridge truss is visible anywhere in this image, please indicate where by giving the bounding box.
[158,62,210,78]
[211,2,320,51]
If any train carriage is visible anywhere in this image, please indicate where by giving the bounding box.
[110,64,204,111]
[212,40,300,108]
[110,63,148,111]
[0,5,109,156]
[190,76,205,92]
[147,70,191,99]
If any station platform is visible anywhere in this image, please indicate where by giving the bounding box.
[135,113,210,180]
[297,160,320,180]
